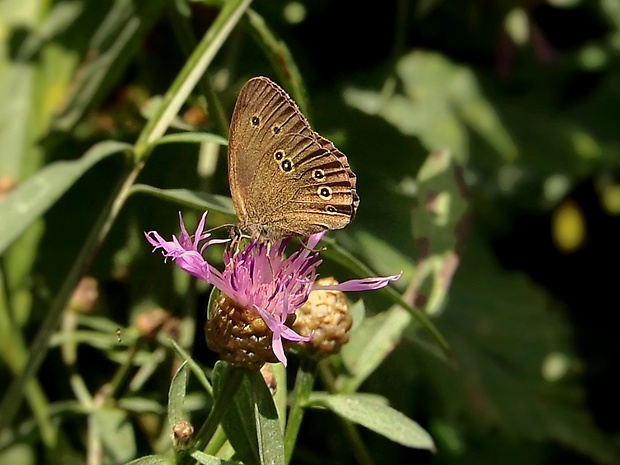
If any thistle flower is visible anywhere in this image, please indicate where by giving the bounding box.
[145,212,400,367]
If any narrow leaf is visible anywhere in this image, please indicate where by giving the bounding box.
[129,184,235,217]
[308,393,435,451]
[168,362,189,427]
[92,407,137,463]
[0,140,130,253]
[191,450,240,465]
[170,340,213,396]
[153,132,228,146]
[338,306,411,393]
[215,366,284,465]
[125,455,172,465]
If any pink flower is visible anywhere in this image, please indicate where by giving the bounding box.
[145,212,401,366]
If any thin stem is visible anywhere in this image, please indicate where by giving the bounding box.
[284,357,317,465]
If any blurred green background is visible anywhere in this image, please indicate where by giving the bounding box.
[1,0,619,464]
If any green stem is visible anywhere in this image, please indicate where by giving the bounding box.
[134,0,252,159]
[284,357,317,464]
[178,367,246,465]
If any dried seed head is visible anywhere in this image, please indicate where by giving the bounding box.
[291,277,352,357]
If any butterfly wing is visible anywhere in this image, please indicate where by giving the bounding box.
[228,76,358,239]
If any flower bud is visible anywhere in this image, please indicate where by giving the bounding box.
[291,277,352,357]
[171,420,194,450]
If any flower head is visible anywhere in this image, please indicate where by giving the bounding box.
[145,212,400,367]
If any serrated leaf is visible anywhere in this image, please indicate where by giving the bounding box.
[129,184,235,217]
[168,362,189,427]
[0,140,130,253]
[92,407,136,463]
[214,365,284,465]
[308,393,435,451]
[153,132,228,146]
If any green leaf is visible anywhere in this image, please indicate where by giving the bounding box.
[125,455,172,465]
[135,0,252,156]
[117,397,165,414]
[338,306,412,393]
[0,140,130,254]
[322,237,448,352]
[53,0,168,131]
[214,367,284,465]
[129,184,235,217]
[415,233,616,462]
[153,132,228,147]
[410,149,468,316]
[170,340,213,396]
[190,450,240,465]
[168,362,189,427]
[92,407,136,463]
[344,50,517,163]
[308,393,435,451]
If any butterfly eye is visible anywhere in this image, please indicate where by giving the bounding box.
[318,186,333,200]
[281,159,293,172]
[251,116,260,126]
[313,169,325,180]
[274,150,285,161]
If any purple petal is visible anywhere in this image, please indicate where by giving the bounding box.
[316,272,402,292]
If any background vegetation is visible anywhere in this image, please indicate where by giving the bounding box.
[1,0,619,464]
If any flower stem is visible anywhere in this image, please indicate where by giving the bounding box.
[284,357,317,464]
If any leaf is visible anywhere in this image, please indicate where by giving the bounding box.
[53,0,168,131]
[168,362,189,427]
[170,340,213,396]
[338,306,411,393]
[214,366,284,465]
[117,397,165,414]
[344,50,517,163]
[153,132,228,146]
[129,184,235,217]
[414,233,616,462]
[125,455,172,465]
[92,407,136,463]
[0,140,130,254]
[307,393,435,451]
[410,149,468,315]
[190,450,240,465]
